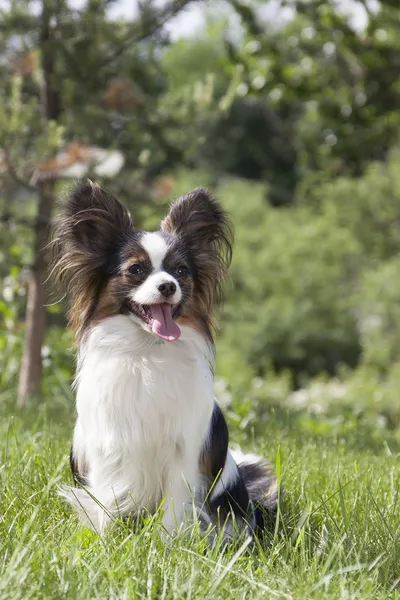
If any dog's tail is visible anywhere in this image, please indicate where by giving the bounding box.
[231,449,279,530]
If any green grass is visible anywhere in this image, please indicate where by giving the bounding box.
[1,398,399,600]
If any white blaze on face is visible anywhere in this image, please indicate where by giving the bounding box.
[141,232,169,271]
[131,232,182,306]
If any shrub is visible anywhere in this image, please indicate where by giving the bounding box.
[217,178,362,386]
[358,259,400,372]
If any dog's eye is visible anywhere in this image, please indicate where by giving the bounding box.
[175,266,189,277]
[128,264,143,276]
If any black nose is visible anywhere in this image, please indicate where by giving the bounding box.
[158,281,176,298]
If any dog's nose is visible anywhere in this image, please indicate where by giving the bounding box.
[158,281,176,298]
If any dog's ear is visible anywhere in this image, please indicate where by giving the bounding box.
[56,180,133,256]
[161,188,233,267]
[161,188,233,312]
[50,181,133,329]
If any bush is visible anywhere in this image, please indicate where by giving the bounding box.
[358,259,400,372]
[216,178,362,386]
[306,149,400,261]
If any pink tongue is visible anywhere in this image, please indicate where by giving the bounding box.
[150,303,181,342]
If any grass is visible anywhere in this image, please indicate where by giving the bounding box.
[1,396,399,600]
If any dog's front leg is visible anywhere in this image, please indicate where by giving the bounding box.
[161,461,198,536]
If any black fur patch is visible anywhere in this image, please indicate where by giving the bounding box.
[200,403,253,530]
[208,473,253,527]
[200,403,229,480]
[69,446,86,486]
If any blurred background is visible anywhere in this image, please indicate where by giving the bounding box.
[1,0,400,435]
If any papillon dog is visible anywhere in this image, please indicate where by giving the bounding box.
[52,181,277,539]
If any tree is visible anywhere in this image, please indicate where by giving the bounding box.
[228,0,400,187]
[0,0,198,406]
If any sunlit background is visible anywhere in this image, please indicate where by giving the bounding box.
[1,0,399,418]
[1,2,400,596]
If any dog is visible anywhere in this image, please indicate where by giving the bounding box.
[51,181,277,538]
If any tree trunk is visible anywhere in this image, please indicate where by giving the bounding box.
[17,181,55,406]
[17,0,60,406]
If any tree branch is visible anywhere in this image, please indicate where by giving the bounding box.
[102,0,197,66]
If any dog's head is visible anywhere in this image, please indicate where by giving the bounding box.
[51,181,233,343]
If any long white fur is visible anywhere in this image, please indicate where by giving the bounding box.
[230,448,265,467]
[61,314,215,533]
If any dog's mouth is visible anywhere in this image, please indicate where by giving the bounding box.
[128,301,181,342]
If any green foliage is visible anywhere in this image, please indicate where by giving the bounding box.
[0,0,216,201]
[311,151,400,374]
[161,23,229,92]
[203,97,298,206]
[228,0,400,183]
[229,198,361,384]
[358,261,400,373]
[313,151,400,259]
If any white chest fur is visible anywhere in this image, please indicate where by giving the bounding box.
[70,315,214,532]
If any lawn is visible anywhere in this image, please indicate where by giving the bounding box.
[1,395,399,600]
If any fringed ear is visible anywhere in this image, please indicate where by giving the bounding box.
[161,188,233,314]
[161,188,232,258]
[50,180,133,336]
[55,180,132,255]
